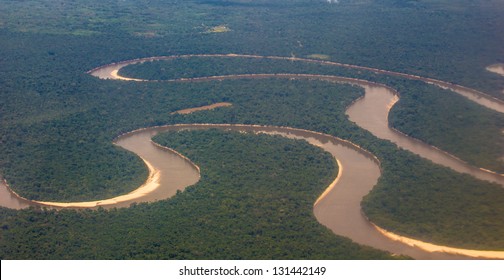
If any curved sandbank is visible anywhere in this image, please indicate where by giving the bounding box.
[170,102,233,115]
[486,64,504,96]
[486,64,504,77]
[32,159,162,208]
[374,225,504,260]
[0,133,201,210]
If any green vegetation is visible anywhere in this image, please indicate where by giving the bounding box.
[1,0,504,258]
[363,151,504,250]
[307,54,331,60]
[389,81,504,173]
[206,25,231,33]
[118,57,315,80]
[0,130,400,259]
[0,0,209,36]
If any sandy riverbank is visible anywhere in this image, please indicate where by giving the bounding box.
[487,64,504,77]
[32,159,161,208]
[170,102,233,115]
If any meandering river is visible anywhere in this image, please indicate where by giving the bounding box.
[2,54,503,259]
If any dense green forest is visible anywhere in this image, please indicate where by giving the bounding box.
[2,0,503,96]
[389,82,504,173]
[1,0,503,258]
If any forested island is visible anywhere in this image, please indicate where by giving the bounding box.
[1,0,503,259]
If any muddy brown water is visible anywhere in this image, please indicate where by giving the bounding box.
[346,85,504,185]
[0,180,33,210]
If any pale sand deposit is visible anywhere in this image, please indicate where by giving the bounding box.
[170,102,232,115]
[374,224,504,259]
[487,64,504,77]
[110,69,146,81]
[33,159,161,208]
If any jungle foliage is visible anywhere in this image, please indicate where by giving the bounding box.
[1,0,504,258]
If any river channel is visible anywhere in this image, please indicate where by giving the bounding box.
[1,54,503,259]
